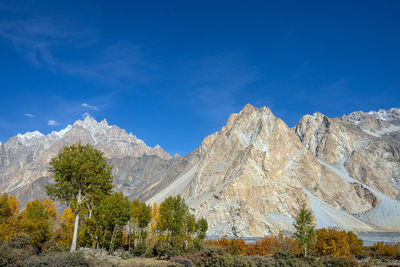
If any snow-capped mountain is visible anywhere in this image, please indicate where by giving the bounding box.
[0,116,171,206]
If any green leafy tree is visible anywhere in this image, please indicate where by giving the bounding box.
[94,192,131,251]
[159,195,188,239]
[293,204,315,257]
[129,199,151,249]
[158,195,207,251]
[19,200,51,251]
[45,143,113,252]
[196,218,208,241]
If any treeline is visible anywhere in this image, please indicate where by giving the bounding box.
[0,193,207,255]
[209,229,400,259]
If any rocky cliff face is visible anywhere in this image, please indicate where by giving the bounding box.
[294,108,400,231]
[1,106,399,237]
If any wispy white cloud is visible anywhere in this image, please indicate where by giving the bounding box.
[82,103,98,111]
[48,120,60,126]
[24,113,35,118]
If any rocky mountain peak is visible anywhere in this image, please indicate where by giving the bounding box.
[73,116,111,131]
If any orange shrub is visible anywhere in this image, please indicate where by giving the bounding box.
[315,228,350,258]
[369,241,398,257]
[209,236,281,256]
[248,236,278,255]
[208,238,248,255]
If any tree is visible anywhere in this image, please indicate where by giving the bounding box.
[315,228,350,257]
[159,196,188,240]
[0,193,19,241]
[196,218,208,241]
[94,192,131,251]
[129,199,151,249]
[53,208,75,248]
[293,204,315,257]
[149,202,160,242]
[19,199,51,251]
[45,143,113,252]
[158,195,207,251]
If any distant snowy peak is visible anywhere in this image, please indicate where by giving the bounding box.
[17,130,45,140]
[5,116,171,160]
[344,108,400,137]
[346,108,400,125]
[16,131,46,146]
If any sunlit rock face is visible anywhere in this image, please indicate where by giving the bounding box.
[1,106,400,236]
[294,108,400,231]
[149,105,398,236]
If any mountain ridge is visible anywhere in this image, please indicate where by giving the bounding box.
[1,105,399,236]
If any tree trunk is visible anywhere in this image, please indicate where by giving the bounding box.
[71,210,80,252]
[304,244,307,257]
[110,225,117,252]
[71,188,81,252]
[128,223,131,251]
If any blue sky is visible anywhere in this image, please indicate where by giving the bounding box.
[0,1,399,155]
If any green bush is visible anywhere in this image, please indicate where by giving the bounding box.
[0,245,19,266]
[27,251,89,267]
[250,251,323,267]
[153,241,183,259]
[132,241,147,256]
[171,256,193,267]
[233,255,255,267]
[188,245,234,267]
[7,233,32,249]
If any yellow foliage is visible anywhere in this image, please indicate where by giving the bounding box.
[19,199,52,249]
[315,228,350,258]
[42,199,57,219]
[369,241,399,257]
[208,236,287,256]
[0,194,20,241]
[149,202,160,242]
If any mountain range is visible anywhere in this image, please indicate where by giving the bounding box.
[1,104,399,237]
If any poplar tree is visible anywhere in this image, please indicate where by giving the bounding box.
[293,204,315,257]
[45,143,113,252]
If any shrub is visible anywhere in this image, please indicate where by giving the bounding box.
[233,255,255,267]
[250,251,323,267]
[249,237,279,255]
[322,257,353,267]
[0,245,19,266]
[315,229,350,257]
[153,240,183,259]
[189,246,234,267]
[369,241,399,258]
[7,233,33,250]
[27,251,89,267]
[171,256,193,267]
[132,240,147,256]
